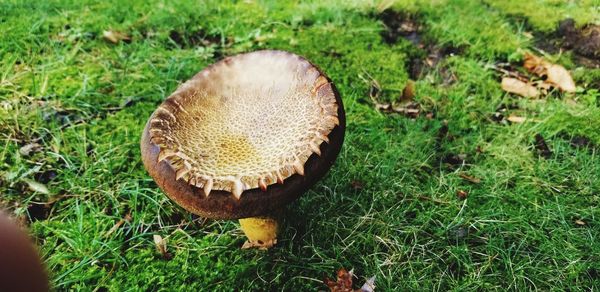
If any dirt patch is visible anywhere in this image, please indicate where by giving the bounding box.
[34,170,58,184]
[376,9,464,81]
[570,135,594,149]
[407,44,464,81]
[378,9,422,45]
[534,133,552,159]
[556,132,597,152]
[27,203,51,222]
[536,19,600,68]
[558,19,600,60]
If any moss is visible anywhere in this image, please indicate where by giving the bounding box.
[483,0,599,32]
[1,0,599,290]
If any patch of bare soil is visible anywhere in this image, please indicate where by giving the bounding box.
[537,18,600,68]
[378,9,422,45]
[377,9,464,81]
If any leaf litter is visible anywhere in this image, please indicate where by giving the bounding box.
[324,268,376,292]
[153,234,173,260]
[368,78,421,118]
[495,52,576,98]
[102,30,131,44]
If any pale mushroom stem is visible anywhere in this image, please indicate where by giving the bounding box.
[239,217,279,249]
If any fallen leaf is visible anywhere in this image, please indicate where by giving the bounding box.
[400,80,416,103]
[489,63,530,83]
[459,173,481,184]
[532,79,552,96]
[372,99,420,118]
[359,276,376,292]
[523,53,576,92]
[102,30,131,44]
[365,75,420,118]
[19,143,42,156]
[324,268,354,292]
[153,234,172,259]
[545,64,576,92]
[374,102,391,111]
[506,115,526,123]
[501,77,539,98]
[575,219,586,226]
[456,190,468,200]
[23,179,50,195]
[523,53,545,75]
[105,213,132,237]
[390,103,420,118]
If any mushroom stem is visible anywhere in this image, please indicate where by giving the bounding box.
[239,217,279,249]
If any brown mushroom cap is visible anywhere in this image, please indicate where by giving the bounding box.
[0,211,49,292]
[141,50,345,219]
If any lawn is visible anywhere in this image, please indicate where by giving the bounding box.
[1,0,599,290]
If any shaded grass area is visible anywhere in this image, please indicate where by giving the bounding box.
[1,0,599,290]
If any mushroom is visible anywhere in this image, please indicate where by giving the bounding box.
[0,211,49,292]
[141,50,345,248]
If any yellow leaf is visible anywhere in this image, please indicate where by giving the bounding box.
[506,115,526,123]
[523,53,576,93]
[102,30,131,44]
[23,179,50,195]
[545,64,576,92]
[501,77,539,98]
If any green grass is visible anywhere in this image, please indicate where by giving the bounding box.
[1,0,599,290]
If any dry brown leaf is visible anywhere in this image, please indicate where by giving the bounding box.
[368,77,420,118]
[153,234,172,259]
[324,268,354,292]
[19,143,42,156]
[459,173,481,184]
[373,100,420,118]
[534,134,552,159]
[456,190,468,200]
[23,179,50,195]
[523,53,545,75]
[523,53,576,92]
[506,115,527,123]
[501,77,539,98]
[545,64,576,92]
[400,80,416,103]
[324,268,376,292]
[105,213,132,237]
[102,30,131,44]
[390,103,420,117]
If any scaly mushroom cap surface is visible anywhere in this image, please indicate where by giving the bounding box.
[141,50,345,219]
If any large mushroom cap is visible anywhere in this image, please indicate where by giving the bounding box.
[0,211,49,292]
[141,50,345,219]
